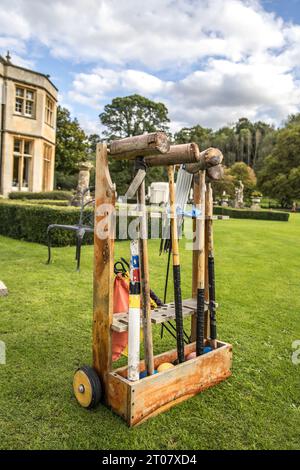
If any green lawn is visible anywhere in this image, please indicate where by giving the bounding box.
[0,216,299,450]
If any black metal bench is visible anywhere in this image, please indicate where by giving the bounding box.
[46,188,94,271]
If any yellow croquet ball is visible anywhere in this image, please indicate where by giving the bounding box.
[157,362,175,373]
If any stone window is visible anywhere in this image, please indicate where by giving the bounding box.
[43,144,52,191]
[12,138,33,190]
[45,95,54,126]
[15,86,35,118]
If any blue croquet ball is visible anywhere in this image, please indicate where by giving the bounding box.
[204,346,212,354]
[139,369,158,378]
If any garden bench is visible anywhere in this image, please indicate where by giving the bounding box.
[46,187,94,271]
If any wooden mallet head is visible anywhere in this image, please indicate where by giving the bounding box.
[185,148,223,174]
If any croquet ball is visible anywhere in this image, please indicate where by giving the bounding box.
[186,351,196,360]
[186,347,213,360]
[157,362,175,373]
[139,369,158,378]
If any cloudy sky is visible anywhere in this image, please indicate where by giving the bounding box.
[1,0,300,135]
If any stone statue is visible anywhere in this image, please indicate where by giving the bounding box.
[221,190,229,207]
[234,180,244,208]
[71,161,93,206]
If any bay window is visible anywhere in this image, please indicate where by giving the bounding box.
[12,138,33,190]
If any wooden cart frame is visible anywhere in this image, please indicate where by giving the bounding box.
[87,142,232,426]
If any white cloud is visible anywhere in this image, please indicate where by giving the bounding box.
[0,8,30,40]
[0,0,300,131]
[68,68,166,108]
[77,113,104,136]
[0,0,289,68]
[69,56,300,131]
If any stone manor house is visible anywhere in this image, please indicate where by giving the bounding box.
[0,53,58,197]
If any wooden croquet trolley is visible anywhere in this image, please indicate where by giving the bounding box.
[73,132,233,426]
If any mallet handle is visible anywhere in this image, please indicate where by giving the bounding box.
[137,178,155,375]
[196,171,206,356]
[168,165,185,363]
[207,183,217,349]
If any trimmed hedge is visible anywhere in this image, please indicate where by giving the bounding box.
[0,201,87,246]
[22,199,70,207]
[2,199,69,207]
[8,190,73,201]
[0,201,163,246]
[213,206,290,221]
[1,200,288,248]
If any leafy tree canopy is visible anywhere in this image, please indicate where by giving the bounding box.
[174,125,213,148]
[99,94,170,139]
[229,162,257,195]
[99,95,170,195]
[212,162,256,199]
[257,123,300,206]
[175,118,275,168]
[55,106,89,174]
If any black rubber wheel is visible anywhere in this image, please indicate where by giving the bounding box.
[73,365,102,409]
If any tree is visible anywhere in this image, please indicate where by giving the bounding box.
[228,162,257,198]
[285,113,300,127]
[212,162,256,200]
[174,118,275,170]
[55,106,89,175]
[211,168,236,199]
[211,126,238,166]
[252,121,275,169]
[174,125,213,149]
[100,95,170,195]
[99,94,170,139]
[257,124,300,207]
[253,129,277,172]
[86,134,101,189]
[88,134,101,157]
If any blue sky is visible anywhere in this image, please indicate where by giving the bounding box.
[262,0,300,23]
[1,0,300,135]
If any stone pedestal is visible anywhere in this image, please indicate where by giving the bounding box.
[251,197,261,211]
[221,197,229,207]
[71,162,93,206]
[0,281,8,296]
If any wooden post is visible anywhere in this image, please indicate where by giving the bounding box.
[137,178,154,375]
[93,143,116,400]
